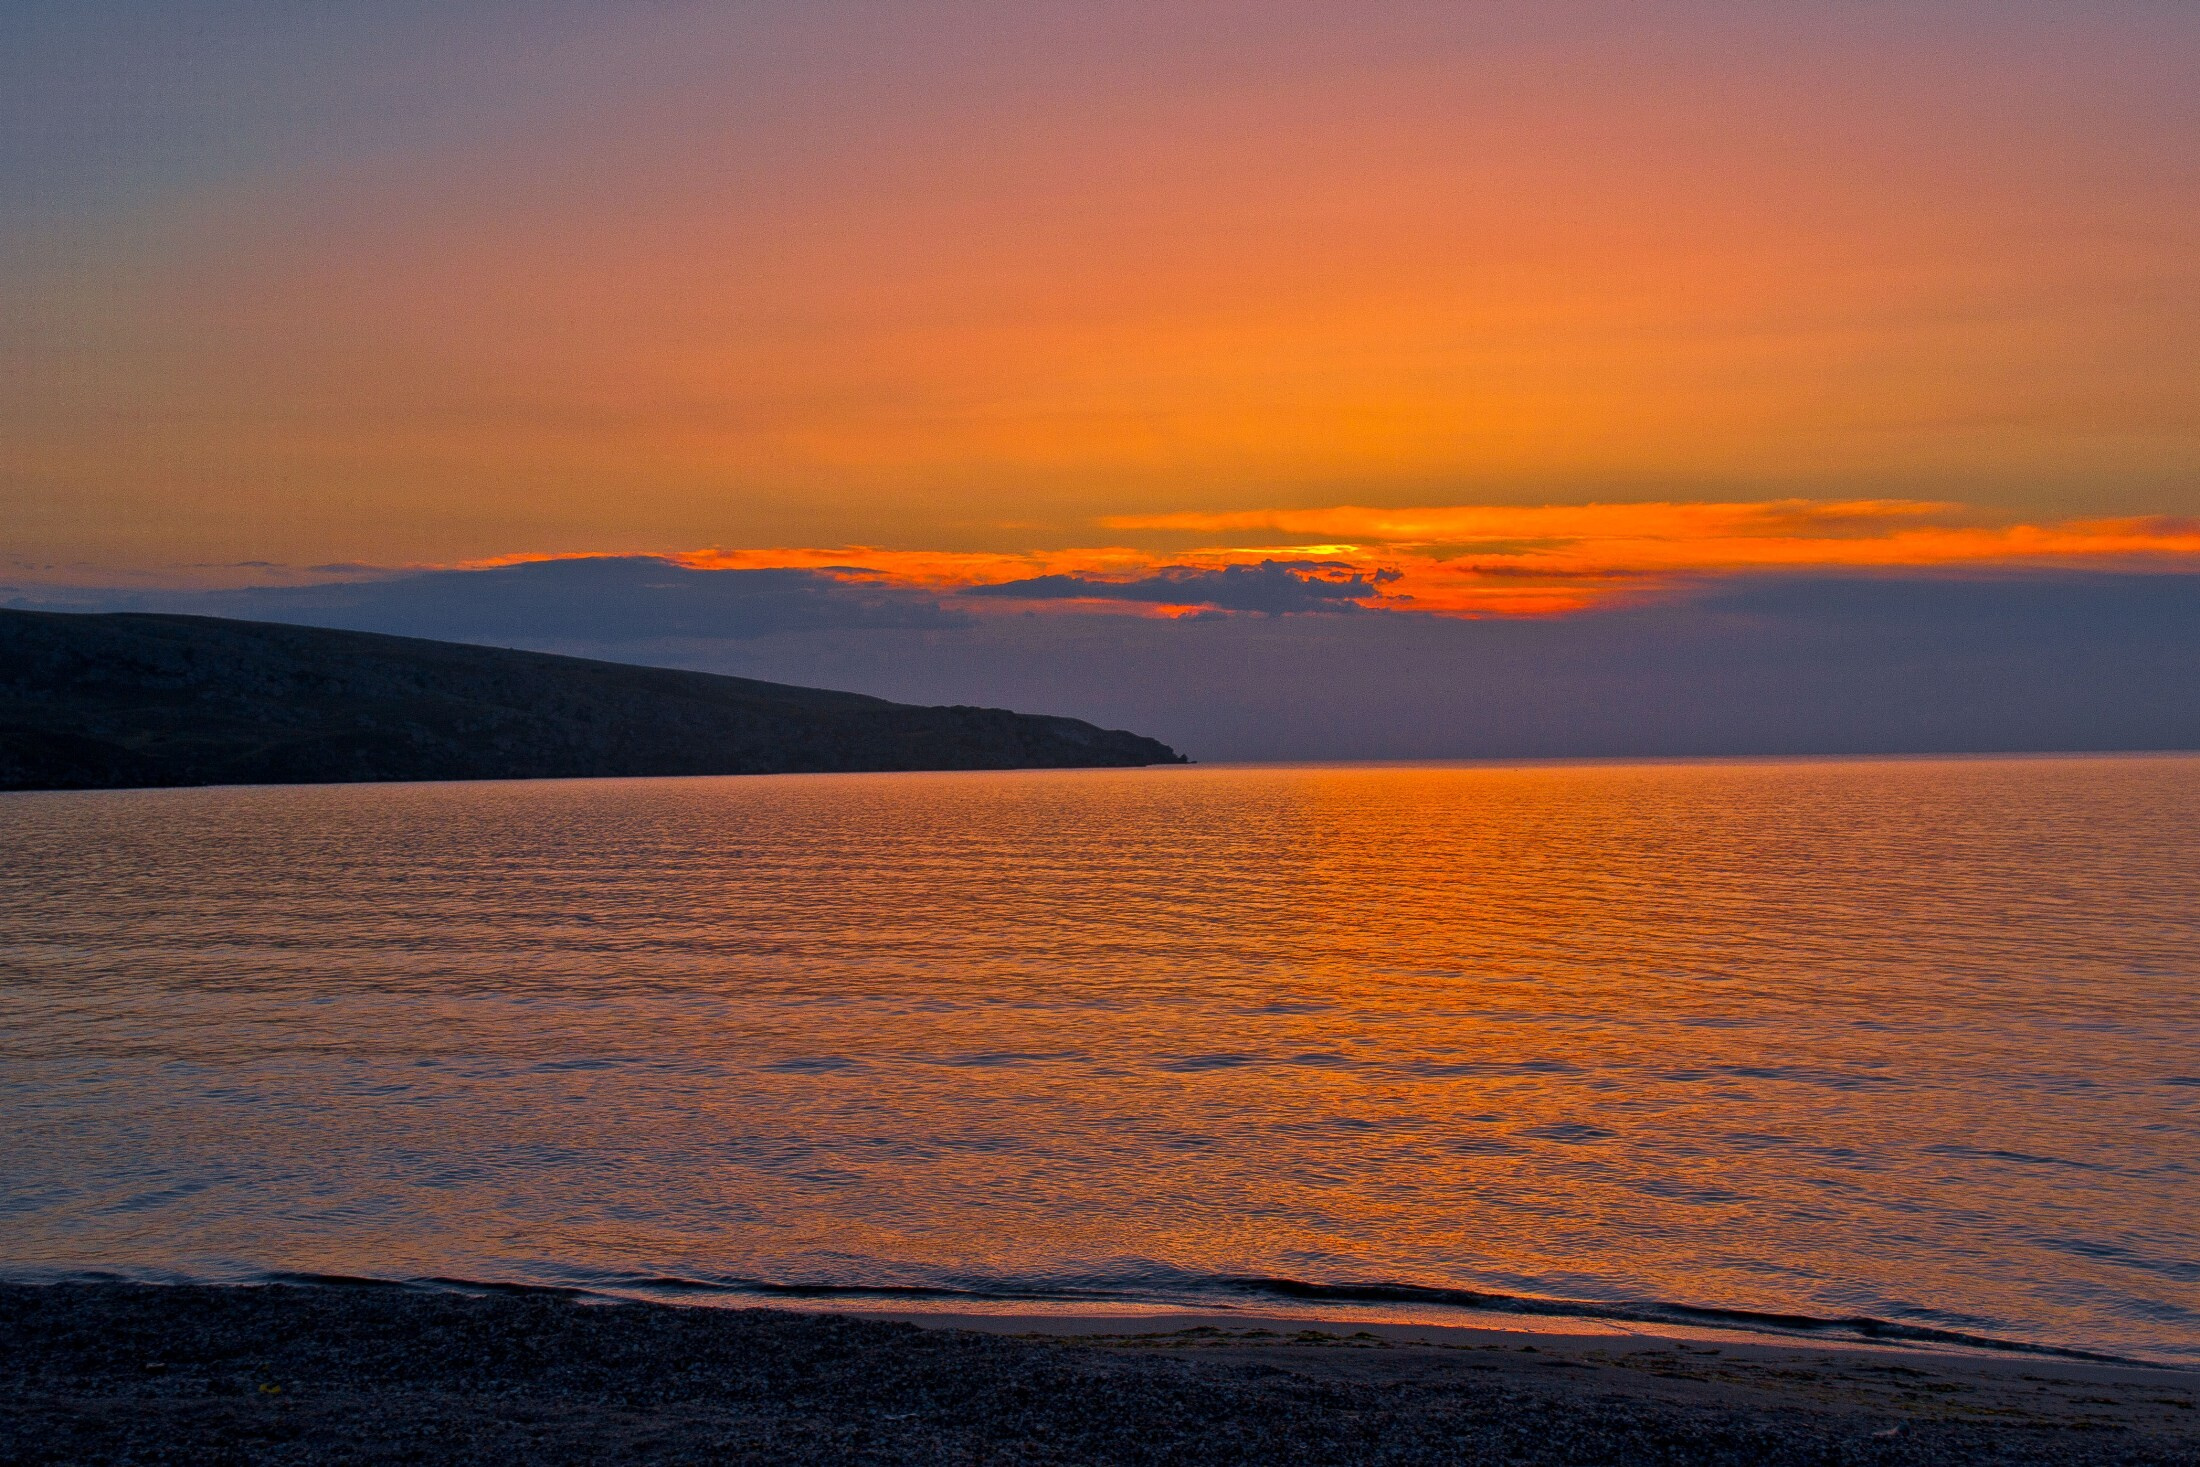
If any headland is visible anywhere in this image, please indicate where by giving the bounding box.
[0,609,1185,791]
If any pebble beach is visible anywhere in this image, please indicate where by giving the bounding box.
[4,1283,2194,1465]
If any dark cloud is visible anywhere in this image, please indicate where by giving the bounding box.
[964,559,1396,614]
[13,556,968,643]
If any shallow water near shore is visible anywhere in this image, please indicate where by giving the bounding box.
[3,756,2196,1362]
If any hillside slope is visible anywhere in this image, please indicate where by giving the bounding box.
[0,610,1185,792]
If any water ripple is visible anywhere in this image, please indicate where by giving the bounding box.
[2,755,2195,1362]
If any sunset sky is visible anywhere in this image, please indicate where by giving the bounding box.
[6,2,2198,754]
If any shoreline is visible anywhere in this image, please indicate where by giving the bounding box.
[850,1303,2175,1364]
[686,1293,2168,1369]
[5,1281,2193,1464]
[36,1265,2172,1368]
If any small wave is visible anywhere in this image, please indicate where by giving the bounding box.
[146,1266,2160,1365]
[2029,1236,2200,1284]
[1203,1277,2140,1362]
[1517,1122,1615,1144]
[1402,1058,1583,1078]
[759,1056,867,1073]
[922,1051,1086,1069]
[1711,1064,1895,1091]
[264,1270,595,1299]
[1922,1144,2118,1175]
[1153,1053,1263,1072]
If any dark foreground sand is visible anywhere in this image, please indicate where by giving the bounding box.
[3,1284,2194,1465]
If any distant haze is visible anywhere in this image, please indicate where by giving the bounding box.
[21,561,2199,762]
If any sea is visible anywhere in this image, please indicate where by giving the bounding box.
[3,756,2196,1363]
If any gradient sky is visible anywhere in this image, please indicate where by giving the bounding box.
[6,3,2199,755]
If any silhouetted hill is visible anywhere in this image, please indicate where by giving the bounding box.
[0,610,1186,792]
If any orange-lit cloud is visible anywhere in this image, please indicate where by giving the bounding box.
[464,500,2200,620]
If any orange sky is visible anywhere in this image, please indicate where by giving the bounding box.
[4,4,2196,607]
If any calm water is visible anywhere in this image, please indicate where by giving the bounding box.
[3,757,2197,1361]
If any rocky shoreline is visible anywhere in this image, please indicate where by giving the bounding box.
[3,1282,2194,1464]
